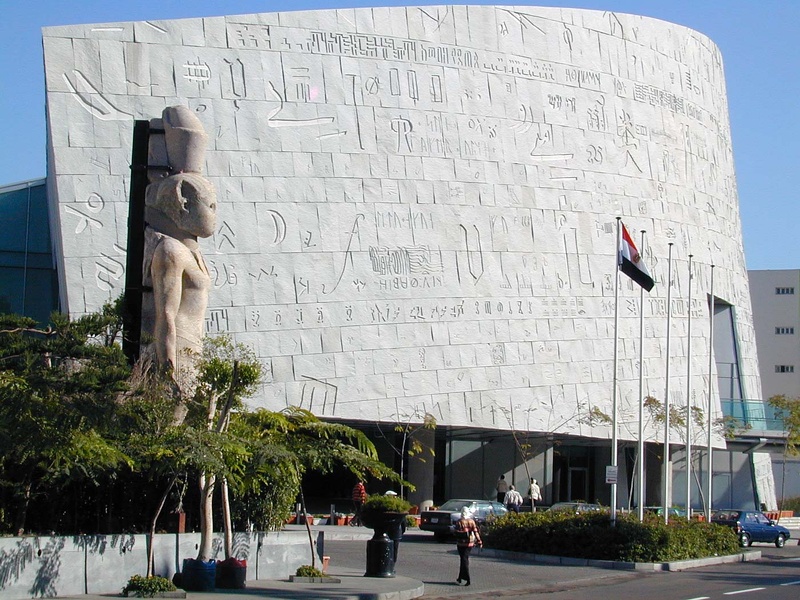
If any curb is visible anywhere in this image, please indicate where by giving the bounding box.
[477,548,762,571]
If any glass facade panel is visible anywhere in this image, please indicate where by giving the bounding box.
[0,180,59,324]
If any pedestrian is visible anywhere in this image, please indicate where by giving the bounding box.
[528,478,542,510]
[495,474,508,503]
[454,506,481,586]
[505,485,523,513]
[351,481,367,526]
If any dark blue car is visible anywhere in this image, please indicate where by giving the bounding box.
[711,509,791,548]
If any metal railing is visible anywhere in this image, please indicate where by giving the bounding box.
[720,399,786,432]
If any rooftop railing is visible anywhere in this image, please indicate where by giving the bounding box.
[720,399,786,433]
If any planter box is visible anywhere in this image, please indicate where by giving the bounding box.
[216,558,246,589]
[289,576,341,583]
[181,559,216,592]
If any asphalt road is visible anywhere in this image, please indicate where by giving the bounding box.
[324,530,800,599]
[541,547,800,600]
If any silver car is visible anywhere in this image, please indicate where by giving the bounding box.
[420,499,508,541]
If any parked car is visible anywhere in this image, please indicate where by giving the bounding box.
[711,509,791,548]
[548,502,604,514]
[644,506,686,518]
[420,499,508,540]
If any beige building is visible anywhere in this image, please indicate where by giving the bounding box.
[748,269,800,501]
[749,270,800,401]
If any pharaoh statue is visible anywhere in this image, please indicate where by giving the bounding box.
[140,106,216,417]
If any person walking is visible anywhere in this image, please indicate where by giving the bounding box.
[528,478,542,510]
[454,507,481,586]
[351,481,367,526]
[505,485,523,513]
[495,474,509,503]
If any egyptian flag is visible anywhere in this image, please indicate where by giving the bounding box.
[619,223,654,292]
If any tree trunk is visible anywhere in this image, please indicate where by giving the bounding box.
[217,362,239,559]
[221,477,233,559]
[148,476,177,577]
[197,472,216,561]
[12,478,33,535]
[298,483,316,569]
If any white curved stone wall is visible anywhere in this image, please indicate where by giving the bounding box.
[43,6,757,446]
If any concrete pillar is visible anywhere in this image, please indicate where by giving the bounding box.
[407,427,435,510]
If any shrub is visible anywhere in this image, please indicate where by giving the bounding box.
[483,511,740,562]
[405,514,418,528]
[362,494,412,513]
[121,575,177,597]
[295,565,324,578]
[780,496,800,515]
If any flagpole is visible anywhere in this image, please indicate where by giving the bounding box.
[685,254,693,520]
[662,243,674,523]
[637,230,646,522]
[705,265,715,522]
[611,217,621,526]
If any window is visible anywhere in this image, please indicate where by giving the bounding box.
[775,327,795,335]
[776,287,795,295]
[775,365,795,373]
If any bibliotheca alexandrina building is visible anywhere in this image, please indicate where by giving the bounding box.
[41,5,773,511]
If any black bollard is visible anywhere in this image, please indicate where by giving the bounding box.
[365,532,395,577]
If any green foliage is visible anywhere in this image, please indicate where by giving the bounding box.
[769,395,800,455]
[483,511,740,562]
[122,575,177,597]
[405,514,418,528]
[362,494,412,513]
[226,408,407,532]
[295,565,325,578]
[0,300,406,536]
[392,412,436,458]
[0,301,133,533]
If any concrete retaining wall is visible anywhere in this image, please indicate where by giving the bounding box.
[0,530,321,599]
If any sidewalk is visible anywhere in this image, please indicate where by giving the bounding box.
[175,572,424,600]
[61,576,424,600]
[60,524,800,600]
[59,526,422,600]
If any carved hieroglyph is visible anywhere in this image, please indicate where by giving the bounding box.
[43,6,758,447]
[141,106,217,395]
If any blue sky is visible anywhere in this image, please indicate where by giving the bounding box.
[1,1,797,270]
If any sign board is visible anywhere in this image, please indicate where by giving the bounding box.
[605,466,618,484]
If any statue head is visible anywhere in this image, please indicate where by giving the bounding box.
[148,172,217,238]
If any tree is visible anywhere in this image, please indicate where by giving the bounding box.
[767,394,800,513]
[0,303,132,533]
[161,335,408,567]
[497,399,612,488]
[191,336,263,561]
[639,395,723,514]
[233,407,407,568]
[768,395,800,455]
[375,407,436,499]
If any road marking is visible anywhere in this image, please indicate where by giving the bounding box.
[780,580,800,586]
[685,597,710,600]
[723,589,766,595]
